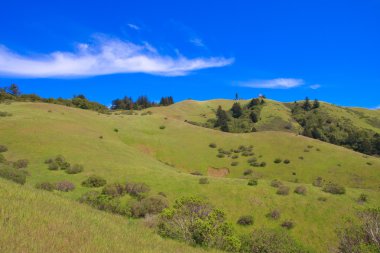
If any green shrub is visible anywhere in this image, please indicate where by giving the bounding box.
[125,182,150,197]
[243,169,253,176]
[237,215,254,226]
[114,128,119,132]
[199,177,210,184]
[270,179,283,188]
[190,171,203,176]
[299,156,304,160]
[0,111,12,117]
[247,157,257,163]
[102,183,125,197]
[274,158,282,164]
[248,179,258,186]
[0,166,26,185]
[281,220,295,230]
[158,196,241,251]
[79,191,130,216]
[35,182,55,191]
[283,159,290,164]
[318,197,327,202]
[276,186,290,195]
[294,186,307,195]
[231,161,239,166]
[66,164,84,174]
[0,145,8,153]
[12,159,29,169]
[358,193,368,203]
[82,175,107,188]
[231,154,239,159]
[240,228,306,253]
[260,162,267,167]
[217,153,225,158]
[0,154,6,163]
[266,209,281,220]
[55,181,75,192]
[322,182,346,195]
[131,195,169,218]
[159,125,166,130]
[209,143,217,148]
[48,162,59,170]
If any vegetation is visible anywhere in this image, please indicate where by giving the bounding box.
[111,95,174,110]
[82,176,107,188]
[322,182,346,195]
[237,215,254,226]
[0,165,27,184]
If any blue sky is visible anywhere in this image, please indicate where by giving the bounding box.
[0,0,379,108]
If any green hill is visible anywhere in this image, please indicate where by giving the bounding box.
[0,101,379,253]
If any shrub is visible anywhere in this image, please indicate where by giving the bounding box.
[271,179,283,188]
[283,159,290,164]
[45,158,53,164]
[240,229,306,253]
[79,191,130,216]
[298,156,304,160]
[125,182,150,197]
[247,157,257,163]
[217,153,225,158]
[243,169,253,176]
[231,154,239,159]
[260,162,267,167]
[209,143,217,148]
[114,128,119,132]
[307,145,314,149]
[0,166,26,185]
[55,181,75,192]
[0,154,6,163]
[312,177,324,187]
[366,162,373,166]
[303,149,310,152]
[237,215,254,226]
[158,196,241,251]
[102,183,125,197]
[281,220,295,229]
[277,186,290,195]
[266,209,281,220]
[0,145,8,153]
[48,162,59,170]
[158,192,167,197]
[248,179,258,186]
[294,186,307,195]
[190,171,203,176]
[35,182,55,191]
[0,111,12,117]
[358,193,368,203]
[131,195,169,218]
[322,182,346,195]
[82,175,107,188]
[318,197,327,202]
[159,125,166,130]
[11,159,29,169]
[66,164,84,174]
[199,177,209,184]
[231,161,239,166]
[274,158,282,164]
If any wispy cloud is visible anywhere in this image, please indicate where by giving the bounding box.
[189,38,205,48]
[310,84,321,89]
[127,23,140,30]
[239,78,304,89]
[0,38,233,78]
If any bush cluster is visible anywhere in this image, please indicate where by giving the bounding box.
[209,143,217,148]
[0,111,12,117]
[131,195,169,218]
[322,182,346,195]
[270,179,283,188]
[237,215,254,226]
[247,179,258,186]
[55,181,75,192]
[294,186,307,195]
[35,182,55,191]
[0,145,8,153]
[276,186,290,196]
[12,159,29,169]
[66,164,84,174]
[199,177,209,184]
[82,175,107,188]
[0,166,27,184]
[312,177,324,187]
[274,158,282,164]
[266,209,281,220]
[45,155,71,170]
[125,182,150,197]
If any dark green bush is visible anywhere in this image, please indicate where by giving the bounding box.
[231,154,239,159]
[35,182,55,191]
[237,215,254,226]
[46,155,70,170]
[274,158,282,164]
[248,179,258,186]
[199,177,210,184]
[12,159,29,169]
[358,193,368,203]
[270,179,283,188]
[0,111,12,117]
[240,228,306,253]
[322,182,346,195]
[0,166,26,184]
[217,153,225,158]
[294,186,307,195]
[82,175,107,188]
[231,161,239,166]
[79,191,130,216]
[114,128,119,132]
[55,181,75,192]
[190,171,203,176]
[131,195,169,218]
[48,162,59,170]
[247,158,257,164]
[209,143,217,148]
[158,196,241,251]
[276,186,290,195]
[102,183,125,197]
[125,182,150,197]
[66,164,84,174]
[0,154,6,163]
[243,169,253,176]
[159,125,166,130]
[283,159,290,164]
[266,209,281,220]
[0,145,8,153]
[281,220,295,230]
[260,162,267,167]
[312,177,324,187]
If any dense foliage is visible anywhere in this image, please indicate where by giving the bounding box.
[111,95,174,110]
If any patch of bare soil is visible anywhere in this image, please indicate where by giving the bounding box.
[207,167,229,177]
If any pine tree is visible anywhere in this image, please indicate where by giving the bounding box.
[231,102,242,118]
[215,106,229,132]
[313,99,320,109]
[303,97,311,111]
[8,84,20,96]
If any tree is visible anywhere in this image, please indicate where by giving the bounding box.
[231,102,242,118]
[159,96,174,106]
[250,111,259,123]
[302,97,311,111]
[313,99,320,109]
[7,84,20,96]
[215,106,229,132]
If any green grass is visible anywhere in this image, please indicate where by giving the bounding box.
[0,101,379,252]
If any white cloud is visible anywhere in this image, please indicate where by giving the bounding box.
[310,84,321,89]
[127,23,140,30]
[239,78,304,89]
[0,38,233,78]
[189,38,205,48]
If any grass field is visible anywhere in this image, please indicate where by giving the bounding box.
[0,101,379,252]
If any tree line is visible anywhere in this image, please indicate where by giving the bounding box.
[111,96,174,110]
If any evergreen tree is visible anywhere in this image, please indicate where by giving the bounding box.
[250,111,259,123]
[313,99,320,109]
[231,102,242,118]
[215,106,229,132]
[303,97,311,111]
[7,84,20,96]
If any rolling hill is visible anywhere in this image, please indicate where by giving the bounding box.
[0,100,379,252]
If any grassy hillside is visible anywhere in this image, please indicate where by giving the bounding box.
[0,101,380,252]
[0,179,218,253]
